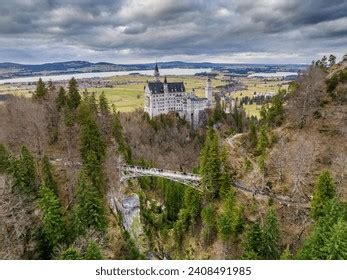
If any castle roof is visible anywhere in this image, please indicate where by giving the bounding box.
[147,81,185,93]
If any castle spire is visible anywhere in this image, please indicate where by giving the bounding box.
[154,62,160,82]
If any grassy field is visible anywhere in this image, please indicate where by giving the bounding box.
[0,75,287,116]
[88,75,225,112]
[231,77,288,117]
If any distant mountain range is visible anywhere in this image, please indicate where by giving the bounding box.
[0,60,307,80]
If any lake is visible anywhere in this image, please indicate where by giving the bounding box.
[0,68,212,84]
[248,71,298,78]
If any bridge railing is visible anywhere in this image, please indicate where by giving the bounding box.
[121,165,201,181]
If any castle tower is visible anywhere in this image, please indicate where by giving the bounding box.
[163,76,168,93]
[205,78,212,102]
[154,63,160,82]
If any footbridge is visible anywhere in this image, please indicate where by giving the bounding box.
[119,164,203,191]
[119,164,309,207]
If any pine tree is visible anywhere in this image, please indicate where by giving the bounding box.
[56,86,67,110]
[243,222,262,258]
[67,77,81,110]
[201,204,217,246]
[99,92,109,115]
[199,129,222,197]
[34,78,47,99]
[328,54,336,67]
[84,241,103,260]
[280,247,293,260]
[164,180,184,222]
[42,155,58,195]
[249,121,258,148]
[0,143,10,173]
[79,105,106,192]
[39,184,66,248]
[111,108,132,163]
[10,146,38,194]
[73,171,107,235]
[261,208,281,259]
[311,171,336,220]
[218,213,232,241]
[218,190,244,240]
[60,247,82,260]
[84,92,98,115]
[182,188,201,231]
[256,125,269,155]
[298,198,346,260]
[323,218,347,260]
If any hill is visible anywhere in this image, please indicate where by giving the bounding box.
[0,60,306,79]
[0,58,345,260]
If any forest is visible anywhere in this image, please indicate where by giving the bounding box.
[0,57,346,260]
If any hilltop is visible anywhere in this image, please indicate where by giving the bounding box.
[0,60,306,80]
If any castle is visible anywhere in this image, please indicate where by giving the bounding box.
[144,64,213,125]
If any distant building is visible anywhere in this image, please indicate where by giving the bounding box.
[220,95,235,114]
[144,63,213,125]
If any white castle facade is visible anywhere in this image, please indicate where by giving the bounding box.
[144,64,213,124]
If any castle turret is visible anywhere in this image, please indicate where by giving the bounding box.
[205,78,212,102]
[154,63,160,82]
[163,76,168,93]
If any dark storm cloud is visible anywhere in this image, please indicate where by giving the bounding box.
[0,0,346,63]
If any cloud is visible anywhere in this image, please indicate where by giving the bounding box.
[0,0,346,63]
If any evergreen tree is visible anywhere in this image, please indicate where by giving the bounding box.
[56,86,67,110]
[261,208,281,259]
[111,107,132,163]
[10,146,38,194]
[42,155,58,195]
[280,247,293,260]
[328,54,336,67]
[73,171,107,235]
[0,143,10,173]
[243,222,262,258]
[99,92,109,115]
[323,218,347,259]
[201,204,217,246]
[84,241,103,260]
[218,190,244,241]
[199,129,222,197]
[249,121,258,148]
[60,247,82,260]
[79,102,106,185]
[38,184,66,248]
[182,188,201,231]
[311,171,336,220]
[260,90,285,126]
[34,78,47,99]
[298,198,346,260]
[67,77,81,110]
[84,92,98,115]
[256,125,269,155]
[218,213,232,241]
[164,180,184,222]
[47,80,55,92]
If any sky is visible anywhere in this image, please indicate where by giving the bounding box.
[0,0,346,64]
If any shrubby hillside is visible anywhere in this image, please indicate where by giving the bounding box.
[0,57,346,260]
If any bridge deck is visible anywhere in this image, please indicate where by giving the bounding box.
[119,165,309,207]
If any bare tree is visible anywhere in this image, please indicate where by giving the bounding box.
[0,95,48,157]
[286,67,326,128]
[287,134,317,196]
[0,176,38,259]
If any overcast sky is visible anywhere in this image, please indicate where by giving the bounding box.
[0,0,346,64]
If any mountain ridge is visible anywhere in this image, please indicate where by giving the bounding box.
[0,60,307,80]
